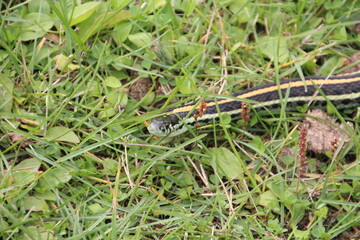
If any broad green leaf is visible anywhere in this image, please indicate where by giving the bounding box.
[89,82,101,97]
[318,56,343,76]
[91,41,110,59]
[1,24,21,43]
[268,181,297,207]
[98,107,117,119]
[112,22,132,46]
[102,10,133,28]
[11,158,41,186]
[110,0,133,10]
[0,73,14,113]
[175,36,188,58]
[24,196,49,211]
[210,147,243,180]
[141,59,152,69]
[257,36,289,64]
[325,0,344,9]
[312,226,328,238]
[326,101,338,115]
[107,91,128,105]
[88,203,105,214]
[104,76,122,88]
[112,56,133,70]
[333,26,347,40]
[54,54,71,71]
[268,181,306,225]
[315,206,328,218]
[34,190,57,201]
[103,158,118,175]
[268,219,287,235]
[38,168,72,190]
[220,113,232,126]
[105,77,128,106]
[128,32,153,48]
[343,163,360,177]
[69,2,101,26]
[0,50,8,62]
[229,0,252,23]
[176,172,194,186]
[175,36,198,57]
[258,190,280,214]
[281,190,298,206]
[141,92,155,106]
[45,126,80,143]
[144,0,166,13]
[290,202,307,226]
[78,10,133,42]
[161,28,175,61]
[33,46,59,64]
[20,226,54,240]
[175,76,195,94]
[293,229,310,239]
[19,13,54,41]
[28,0,51,14]
[181,0,196,16]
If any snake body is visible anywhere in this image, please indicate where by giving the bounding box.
[148,73,360,137]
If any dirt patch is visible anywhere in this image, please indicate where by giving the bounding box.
[128,78,152,101]
[341,52,360,74]
[304,109,352,154]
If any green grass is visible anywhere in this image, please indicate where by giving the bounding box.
[1,0,360,239]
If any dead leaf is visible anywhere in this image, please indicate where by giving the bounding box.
[7,133,30,147]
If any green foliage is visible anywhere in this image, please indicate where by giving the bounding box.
[210,147,244,180]
[0,73,14,112]
[45,126,80,143]
[1,0,360,239]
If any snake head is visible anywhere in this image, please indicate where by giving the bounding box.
[147,114,189,137]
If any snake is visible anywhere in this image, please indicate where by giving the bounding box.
[148,72,360,137]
